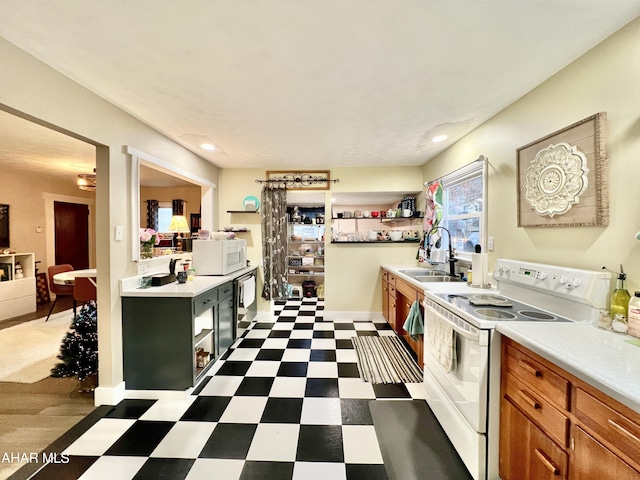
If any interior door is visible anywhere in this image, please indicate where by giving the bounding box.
[54,201,89,269]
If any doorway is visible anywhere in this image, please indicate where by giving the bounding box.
[54,201,90,269]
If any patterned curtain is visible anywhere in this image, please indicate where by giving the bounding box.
[172,199,185,216]
[261,185,288,300]
[146,200,159,231]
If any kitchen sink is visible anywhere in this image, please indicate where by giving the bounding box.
[398,269,462,283]
[413,275,462,282]
[399,269,449,277]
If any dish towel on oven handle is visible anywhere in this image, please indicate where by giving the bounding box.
[425,306,457,373]
[402,300,424,340]
[241,277,256,308]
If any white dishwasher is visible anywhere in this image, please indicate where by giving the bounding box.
[234,269,257,339]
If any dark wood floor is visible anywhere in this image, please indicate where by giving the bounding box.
[0,296,96,480]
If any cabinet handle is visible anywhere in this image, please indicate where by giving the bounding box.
[518,389,541,410]
[534,448,560,475]
[519,359,542,377]
[608,419,640,445]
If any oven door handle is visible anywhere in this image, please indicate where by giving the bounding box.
[425,304,481,343]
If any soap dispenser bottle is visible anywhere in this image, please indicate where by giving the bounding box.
[610,264,631,333]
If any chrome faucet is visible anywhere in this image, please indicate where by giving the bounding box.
[424,226,458,277]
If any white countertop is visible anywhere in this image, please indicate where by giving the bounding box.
[381,263,640,415]
[496,322,640,414]
[120,266,257,298]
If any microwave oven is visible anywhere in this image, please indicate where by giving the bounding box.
[192,239,247,275]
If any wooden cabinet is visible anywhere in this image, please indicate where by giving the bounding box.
[382,270,397,330]
[122,281,235,391]
[571,425,640,480]
[381,268,423,367]
[500,337,640,480]
[500,397,569,479]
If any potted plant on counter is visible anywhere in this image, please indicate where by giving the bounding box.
[140,228,161,259]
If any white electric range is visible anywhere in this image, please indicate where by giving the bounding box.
[422,259,611,480]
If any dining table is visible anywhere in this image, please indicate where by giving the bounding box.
[53,268,97,286]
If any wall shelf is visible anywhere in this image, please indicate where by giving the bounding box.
[227,210,259,214]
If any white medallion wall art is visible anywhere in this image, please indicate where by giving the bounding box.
[516,112,609,228]
[524,142,589,217]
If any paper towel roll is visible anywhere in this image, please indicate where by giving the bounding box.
[472,253,488,287]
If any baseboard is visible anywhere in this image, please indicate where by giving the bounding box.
[323,310,386,322]
[93,381,125,406]
[123,389,192,401]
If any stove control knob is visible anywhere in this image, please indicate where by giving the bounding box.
[559,275,568,284]
[570,277,582,288]
[536,272,547,280]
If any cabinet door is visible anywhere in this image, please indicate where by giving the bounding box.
[571,426,640,480]
[500,398,568,480]
[388,290,396,331]
[382,280,389,322]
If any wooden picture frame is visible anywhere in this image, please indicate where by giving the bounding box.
[0,204,9,248]
[516,113,608,228]
[266,170,332,190]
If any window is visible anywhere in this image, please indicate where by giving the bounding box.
[157,202,173,233]
[439,159,487,260]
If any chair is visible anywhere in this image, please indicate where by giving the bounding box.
[46,264,74,321]
[74,276,97,307]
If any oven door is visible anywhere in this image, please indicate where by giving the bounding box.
[423,300,490,433]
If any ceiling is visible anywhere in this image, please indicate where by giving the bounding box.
[1,1,640,179]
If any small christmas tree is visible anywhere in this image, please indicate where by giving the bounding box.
[51,301,98,381]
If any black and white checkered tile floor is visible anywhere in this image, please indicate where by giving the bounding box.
[30,298,426,480]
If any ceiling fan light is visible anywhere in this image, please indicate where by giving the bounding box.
[77,173,96,191]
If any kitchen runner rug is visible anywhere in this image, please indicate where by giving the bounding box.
[369,400,473,480]
[351,335,423,384]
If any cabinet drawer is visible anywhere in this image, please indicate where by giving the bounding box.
[194,290,217,316]
[218,282,233,300]
[389,285,396,298]
[383,270,389,282]
[504,371,569,447]
[504,343,570,410]
[575,387,640,466]
[396,277,418,302]
[388,273,396,286]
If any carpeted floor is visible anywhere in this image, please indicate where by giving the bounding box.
[369,400,473,480]
[0,309,74,383]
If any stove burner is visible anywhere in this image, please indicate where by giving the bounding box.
[473,308,518,320]
[518,310,556,321]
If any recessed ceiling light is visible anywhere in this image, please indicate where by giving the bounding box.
[432,135,448,143]
[200,143,215,151]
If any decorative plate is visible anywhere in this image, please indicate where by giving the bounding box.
[243,195,260,211]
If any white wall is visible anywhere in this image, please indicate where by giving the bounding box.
[423,17,640,293]
[0,36,219,404]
